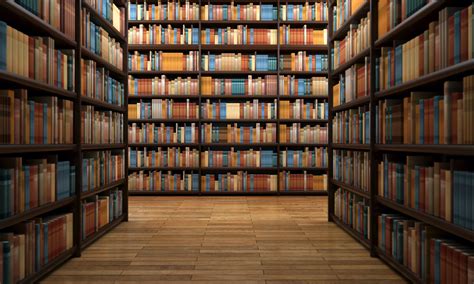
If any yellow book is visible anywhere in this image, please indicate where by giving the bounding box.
[226,103,240,119]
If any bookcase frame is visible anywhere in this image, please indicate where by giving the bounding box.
[0,0,129,281]
[127,0,330,195]
[328,0,474,283]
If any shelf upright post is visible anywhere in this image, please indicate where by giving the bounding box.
[327,0,335,222]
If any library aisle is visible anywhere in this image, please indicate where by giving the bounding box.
[42,196,405,283]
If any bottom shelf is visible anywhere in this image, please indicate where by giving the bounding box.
[128,190,328,196]
[80,215,125,250]
[375,247,422,284]
[129,191,198,196]
[330,213,370,250]
[19,247,76,284]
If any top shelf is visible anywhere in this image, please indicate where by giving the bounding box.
[0,0,76,48]
[330,1,370,42]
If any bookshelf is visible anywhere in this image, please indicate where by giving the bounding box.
[0,0,128,282]
[328,0,474,283]
[127,0,330,195]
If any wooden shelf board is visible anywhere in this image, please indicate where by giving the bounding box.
[332,96,370,112]
[128,118,200,123]
[80,215,125,251]
[332,143,370,151]
[128,44,199,51]
[280,167,328,171]
[279,95,328,99]
[200,119,278,123]
[129,20,200,25]
[201,167,278,172]
[129,95,200,99]
[201,143,278,148]
[0,144,76,154]
[128,167,200,171]
[129,71,200,76]
[377,196,474,243]
[331,179,370,199]
[81,47,127,79]
[330,1,370,42]
[280,45,328,52]
[279,190,328,195]
[81,179,126,200]
[330,48,370,78]
[279,119,328,124]
[80,96,126,113]
[201,71,278,76]
[0,196,75,230]
[279,71,328,76]
[201,44,278,51]
[280,143,328,147]
[330,213,371,249]
[201,95,279,99]
[82,144,126,151]
[375,144,474,156]
[128,191,199,195]
[375,247,422,284]
[128,143,200,147]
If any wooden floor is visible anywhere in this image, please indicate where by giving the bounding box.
[42,196,407,284]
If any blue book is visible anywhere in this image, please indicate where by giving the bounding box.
[43,223,49,264]
[433,96,441,144]
[454,11,461,64]
[2,241,11,283]
[419,99,425,144]
[395,46,403,85]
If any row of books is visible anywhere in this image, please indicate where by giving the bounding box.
[333,57,370,107]
[0,213,73,283]
[280,172,327,192]
[376,5,474,91]
[378,155,474,231]
[280,53,328,72]
[128,100,199,120]
[0,157,75,219]
[332,0,366,32]
[82,9,124,70]
[280,3,328,21]
[280,148,328,168]
[202,173,278,192]
[332,106,370,144]
[333,150,370,192]
[201,76,277,96]
[14,0,76,40]
[201,100,277,120]
[82,150,125,193]
[280,76,328,97]
[201,4,277,21]
[128,24,199,45]
[202,53,277,72]
[377,214,474,283]
[201,27,278,45]
[0,22,75,91]
[129,51,199,71]
[128,171,199,192]
[334,187,370,239]
[280,26,327,45]
[201,150,277,168]
[81,59,125,107]
[377,0,429,40]
[0,89,74,145]
[332,12,370,71]
[82,189,123,240]
[279,124,328,144]
[81,106,124,144]
[280,99,328,120]
[128,123,199,144]
[128,147,200,168]
[201,123,276,144]
[129,75,199,96]
[129,1,200,21]
[84,0,125,34]
[376,78,474,145]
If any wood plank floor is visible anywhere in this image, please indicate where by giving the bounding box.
[42,196,407,284]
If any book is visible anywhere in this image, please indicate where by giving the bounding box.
[128,123,198,144]
[279,26,327,45]
[82,150,125,193]
[280,2,328,21]
[280,147,328,168]
[81,59,125,106]
[201,76,277,96]
[129,1,200,21]
[279,76,328,97]
[335,187,370,239]
[128,147,199,168]
[81,105,124,144]
[280,171,327,191]
[279,123,328,144]
[201,100,277,120]
[333,0,367,32]
[129,24,199,45]
[129,51,199,72]
[201,123,276,144]
[332,106,370,144]
[279,52,328,72]
[129,171,199,192]
[378,0,430,39]
[129,75,199,97]
[332,56,370,107]
[201,4,278,21]
[280,99,328,119]
[201,149,277,168]
[84,0,125,34]
[201,53,277,72]
[128,99,199,120]
[333,150,370,191]
[201,173,278,192]
[201,27,277,45]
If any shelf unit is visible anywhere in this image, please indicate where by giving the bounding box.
[127,0,330,195]
[0,0,128,281]
[328,0,474,282]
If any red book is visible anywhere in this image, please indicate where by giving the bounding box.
[448,15,455,66]
[420,167,425,212]
[460,8,469,62]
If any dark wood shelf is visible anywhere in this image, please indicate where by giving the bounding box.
[375,59,474,99]
[201,71,278,76]
[200,191,277,195]
[330,48,370,78]
[201,44,278,52]
[280,20,328,26]
[332,96,370,112]
[200,20,278,25]
[0,70,77,99]
[374,1,445,48]
[0,0,76,48]
[129,71,200,76]
[82,1,126,43]
[330,213,371,250]
[280,143,328,147]
[19,247,76,284]
[279,71,328,76]
[81,47,127,79]
[0,196,76,230]
[129,167,200,171]
[128,44,199,51]
[201,143,277,148]
[279,190,328,195]
[129,143,200,147]
[279,94,328,99]
[330,1,370,42]
[377,196,474,243]
[0,144,76,154]
[201,95,278,99]
[202,167,278,172]
[279,119,328,124]
[280,45,328,52]
[82,143,126,151]
[201,119,277,123]
[80,215,125,250]
[128,95,200,100]
[375,144,474,156]
[128,118,200,123]
[129,20,200,25]
[375,247,422,284]
[129,191,199,195]
[332,143,370,151]
[331,179,370,199]
[81,179,126,200]
[280,167,328,171]
[80,96,126,113]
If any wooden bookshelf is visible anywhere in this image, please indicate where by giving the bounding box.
[329,1,474,282]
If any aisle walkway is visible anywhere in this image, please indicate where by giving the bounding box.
[43,196,406,283]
